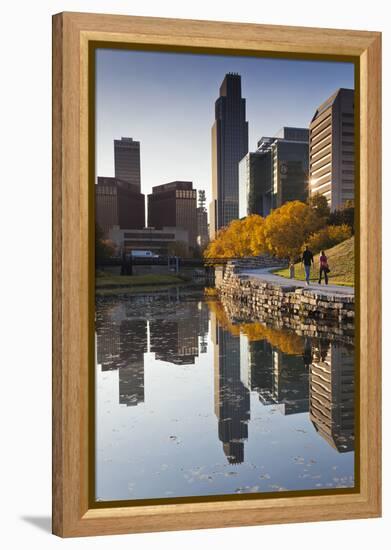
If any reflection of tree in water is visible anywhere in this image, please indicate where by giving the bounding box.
[206,299,305,355]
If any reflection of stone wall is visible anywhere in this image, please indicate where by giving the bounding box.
[216,265,354,342]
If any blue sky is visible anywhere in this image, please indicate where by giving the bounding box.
[96,48,354,205]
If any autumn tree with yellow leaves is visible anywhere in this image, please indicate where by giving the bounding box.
[263,201,323,261]
[204,202,324,261]
[204,214,267,259]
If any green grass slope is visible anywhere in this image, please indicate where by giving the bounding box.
[274,237,355,286]
[95,272,185,295]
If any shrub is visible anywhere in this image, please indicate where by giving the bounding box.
[307,224,352,254]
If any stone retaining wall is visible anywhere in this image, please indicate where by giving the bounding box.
[216,262,355,340]
[214,257,287,286]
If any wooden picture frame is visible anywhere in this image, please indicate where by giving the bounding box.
[52,11,381,537]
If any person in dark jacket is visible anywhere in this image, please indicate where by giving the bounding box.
[301,245,314,286]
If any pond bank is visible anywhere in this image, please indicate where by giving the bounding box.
[215,261,355,340]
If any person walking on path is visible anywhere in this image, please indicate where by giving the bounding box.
[318,250,329,285]
[302,245,314,286]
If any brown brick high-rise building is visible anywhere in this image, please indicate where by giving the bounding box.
[114,137,141,189]
[95,177,145,235]
[147,181,197,249]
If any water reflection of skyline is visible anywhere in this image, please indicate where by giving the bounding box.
[96,294,209,406]
[96,290,355,464]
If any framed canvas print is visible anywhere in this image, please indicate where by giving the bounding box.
[52,12,381,537]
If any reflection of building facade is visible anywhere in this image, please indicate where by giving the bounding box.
[95,176,145,235]
[96,304,147,407]
[309,341,355,452]
[117,320,148,406]
[247,340,309,414]
[198,301,209,354]
[239,127,309,218]
[96,294,210,409]
[247,339,274,402]
[114,137,141,189]
[108,225,189,255]
[211,311,250,464]
[96,307,121,371]
[210,73,248,238]
[149,300,201,365]
[148,181,197,249]
[309,89,355,210]
[270,351,309,414]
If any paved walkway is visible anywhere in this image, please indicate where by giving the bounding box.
[240,267,354,297]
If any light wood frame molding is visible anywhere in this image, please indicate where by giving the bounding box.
[52,11,381,538]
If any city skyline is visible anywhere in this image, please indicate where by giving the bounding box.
[96,48,354,208]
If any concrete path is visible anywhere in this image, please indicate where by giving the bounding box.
[240,267,354,297]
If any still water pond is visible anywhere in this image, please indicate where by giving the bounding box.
[95,286,355,502]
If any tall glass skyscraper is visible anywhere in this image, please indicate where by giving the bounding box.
[210,74,248,238]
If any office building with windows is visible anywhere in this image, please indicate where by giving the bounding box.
[148,181,197,249]
[239,127,309,218]
[309,88,355,210]
[95,176,145,235]
[210,73,248,238]
[239,151,272,218]
[114,137,141,189]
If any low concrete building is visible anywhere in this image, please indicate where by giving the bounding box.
[108,225,189,256]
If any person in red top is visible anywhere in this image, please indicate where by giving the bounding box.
[318,250,329,285]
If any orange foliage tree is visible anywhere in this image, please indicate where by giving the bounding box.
[204,214,266,258]
[263,201,322,262]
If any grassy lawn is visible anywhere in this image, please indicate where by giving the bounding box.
[95,272,184,292]
[274,237,354,287]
